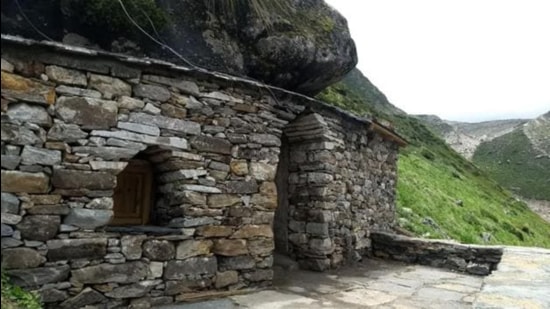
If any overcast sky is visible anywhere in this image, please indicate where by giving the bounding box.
[325,0,550,122]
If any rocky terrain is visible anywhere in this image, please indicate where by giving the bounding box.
[415,115,528,159]
[1,0,357,95]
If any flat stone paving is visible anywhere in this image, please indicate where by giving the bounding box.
[158,247,550,309]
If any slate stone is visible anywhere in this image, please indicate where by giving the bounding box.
[1,237,23,248]
[1,123,40,148]
[219,256,255,271]
[306,222,329,237]
[105,280,158,299]
[213,239,248,256]
[21,145,61,166]
[63,208,113,229]
[59,287,106,309]
[226,180,258,194]
[164,257,217,279]
[55,96,117,129]
[1,213,22,225]
[72,146,140,160]
[71,261,148,284]
[243,269,273,282]
[175,240,213,259]
[121,235,147,260]
[1,155,20,170]
[16,215,60,241]
[190,136,231,154]
[1,224,14,237]
[249,162,276,181]
[215,271,239,288]
[231,225,273,239]
[7,103,52,127]
[45,65,87,87]
[1,171,49,193]
[52,169,115,190]
[142,75,200,96]
[248,238,275,256]
[143,240,176,261]
[1,192,20,214]
[249,134,281,146]
[88,74,131,99]
[6,265,70,287]
[1,71,56,105]
[161,104,187,119]
[55,85,102,98]
[128,112,200,135]
[208,194,241,208]
[117,121,160,136]
[47,238,107,261]
[26,204,70,215]
[91,130,188,150]
[48,123,88,142]
[2,247,46,269]
[165,278,212,296]
[133,83,171,102]
[38,288,68,303]
[117,96,145,110]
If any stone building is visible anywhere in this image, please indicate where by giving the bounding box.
[0,35,405,308]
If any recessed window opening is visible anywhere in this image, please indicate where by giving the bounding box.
[112,159,154,225]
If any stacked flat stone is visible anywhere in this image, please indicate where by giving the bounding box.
[0,38,401,309]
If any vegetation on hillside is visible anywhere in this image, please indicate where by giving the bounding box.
[473,129,550,200]
[318,70,550,248]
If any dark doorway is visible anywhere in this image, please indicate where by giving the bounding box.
[274,134,290,254]
[112,159,154,225]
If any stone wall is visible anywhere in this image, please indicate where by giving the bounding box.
[371,232,503,276]
[1,36,402,308]
[284,113,398,270]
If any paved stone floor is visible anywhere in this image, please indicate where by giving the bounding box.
[159,247,550,309]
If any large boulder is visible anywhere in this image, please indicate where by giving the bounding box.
[1,0,357,95]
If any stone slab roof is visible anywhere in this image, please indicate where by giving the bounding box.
[1,34,407,146]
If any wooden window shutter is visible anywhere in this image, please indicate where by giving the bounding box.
[112,160,153,225]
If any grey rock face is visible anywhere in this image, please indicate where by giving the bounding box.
[16,215,60,241]
[21,145,61,166]
[63,208,113,229]
[59,287,106,309]
[164,257,217,279]
[1,170,49,193]
[190,136,231,154]
[128,112,200,135]
[2,247,46,269]
[45,65,87,87]
[55,96,118,129]
[48,123,88,142]
[7,103,52,127]
[47,238,107,261]
[133,84,171,102]
[71,261,148,284]
[6,265,70,287]
[1,192,20,214]
[143,240,176,261]
[105,280,158,299]
[52,169,115,190]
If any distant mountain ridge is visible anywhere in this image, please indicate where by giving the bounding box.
[416,112,550,201]
[415,115,529,159]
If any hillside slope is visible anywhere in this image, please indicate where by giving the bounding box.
[317,70,550,248]
[473,128,550,200]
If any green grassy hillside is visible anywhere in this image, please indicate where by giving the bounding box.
[473,129,550,200]
[317,69,550,248]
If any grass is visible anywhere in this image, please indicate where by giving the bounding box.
[1,273,42,309]
[473,129,550,200]
[317,70,550,248]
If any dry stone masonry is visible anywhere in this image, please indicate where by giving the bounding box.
[0,35,404,308]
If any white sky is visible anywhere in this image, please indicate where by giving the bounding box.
[325,0,550,122]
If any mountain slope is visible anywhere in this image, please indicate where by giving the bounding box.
[473,127,550,200]
[317,69,550,248]
[416,115,527,159]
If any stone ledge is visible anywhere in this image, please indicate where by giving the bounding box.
[370,231,504,276]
